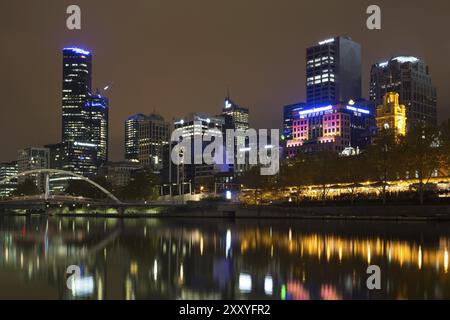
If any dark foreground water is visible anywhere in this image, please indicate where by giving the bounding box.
[0,214,449,300]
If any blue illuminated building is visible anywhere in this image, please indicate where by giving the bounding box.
[61,47,109,175]
[286,100,375,157]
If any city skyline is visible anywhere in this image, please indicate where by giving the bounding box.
[1,0,450,163]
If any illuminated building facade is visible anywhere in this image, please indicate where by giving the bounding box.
[17,147,50,190]
[125,114,145,162]
[137,114,170,170]
[376,92,407,136]
[61,47,109,176]
[221,98,250,176]
[62,47,92,144]
[370,56,437,127]
[286,102,375,157]
[164,113,224,193]
[85,94,109,166]
[283,103,306,143]
[98,161,143,187]
[0,161,18,198]
[307,36,362,104]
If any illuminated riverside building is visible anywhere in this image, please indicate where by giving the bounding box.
[283,103,306,143]
[221,97,250,176]
[138,114,170,170]
[124,114,145,162]
[17,147,50,190]
[370,56,437,127]
[307,36,362,104]
[163,113,225,193]
[124,114,170,170]
[61,47,109,176]
[0,161,18,197]
[85,93,109,166]
[285,101,375,157]
[376,92,407,136]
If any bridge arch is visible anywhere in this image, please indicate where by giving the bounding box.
[0,169,121,204]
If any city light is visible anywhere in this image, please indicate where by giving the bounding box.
[64,47,91,55]
[318,38,335,45]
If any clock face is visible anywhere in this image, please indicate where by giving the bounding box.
[384,123,390,130]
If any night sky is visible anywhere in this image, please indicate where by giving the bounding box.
[1,0,449,162]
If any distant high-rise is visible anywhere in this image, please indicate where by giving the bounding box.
[61,47,109,175]
[283,102,306,143]
[0,162,18,198]
[125,114,146,162]
[138,114,170,170]
[17,147,50,191]
[62,47,92,144]
[221,98,250,175]
[306,36,362,104]
[85,93,109,166]
[370,56,437,127]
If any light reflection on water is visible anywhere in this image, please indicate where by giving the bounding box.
[0,215,449,300]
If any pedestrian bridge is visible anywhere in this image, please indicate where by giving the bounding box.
[0,169,122,204]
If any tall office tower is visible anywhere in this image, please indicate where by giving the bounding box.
[85,93,109,166]
[0,162,18,198]
[61,47,108,175]
[221,97,250,175]
[222,97,249,131]
[306,36,362,105]
[62,47,92,143]
[125,114,146,162]
[283,102,306,145]
[376,92,407,137]
[370,56,437,127]
[166,113,224,193]
[17,147,50,191]
[136,114,170,170]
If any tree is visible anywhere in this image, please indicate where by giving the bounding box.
[13,178,40,196]
[440,120,450,174]
[279,155,313,204]
[401,124,441,205]
[119,170,160,202]
[306,151,339,202]
[336,154,368,204]
[238,165,274,204]
[365,129,402,204]
[65,175,114,200]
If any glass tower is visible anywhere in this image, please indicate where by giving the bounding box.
[61,47,108,175]
[370,56,437,127]
[306,36,362,105]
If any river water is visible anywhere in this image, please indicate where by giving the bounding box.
[0,215,449,300]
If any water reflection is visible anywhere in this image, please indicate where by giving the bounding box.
[0,215,449,300]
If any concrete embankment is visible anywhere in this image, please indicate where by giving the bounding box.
[2,202,450,221]
[158,204,450,221]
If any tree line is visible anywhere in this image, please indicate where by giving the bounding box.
[240,121,450,205]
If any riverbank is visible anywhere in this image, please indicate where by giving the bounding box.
[2,202,450,221]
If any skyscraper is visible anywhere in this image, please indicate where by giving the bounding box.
[165,113,224,193]
[62,47,92,144]
[221,98,250,176]
[61,47,109,175]
[0,162,18,198]
[138,114,170,170]
[85,93,109,166]
[370,56,437,127]
[283,102,306,143]
[17,147,50,191]
[306,36,362,104]
[125,114,146,162]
